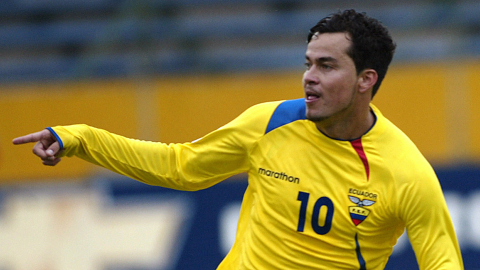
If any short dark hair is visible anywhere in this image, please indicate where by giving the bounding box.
[308,9,396,98]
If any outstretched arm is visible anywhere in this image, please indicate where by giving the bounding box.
[11,101,279,190]
[13,124,253,190]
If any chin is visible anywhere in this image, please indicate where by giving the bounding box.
[306,111,328,123]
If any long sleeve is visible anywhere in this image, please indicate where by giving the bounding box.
[397,164,464,269]
[50,101,280,191]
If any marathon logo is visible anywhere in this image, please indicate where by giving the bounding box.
[258,168,300,184]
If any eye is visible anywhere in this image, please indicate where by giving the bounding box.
[304,62,312,70]
[321,64,332,70]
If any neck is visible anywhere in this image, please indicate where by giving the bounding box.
[316,108,375,141]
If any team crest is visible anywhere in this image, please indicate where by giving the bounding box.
[348,196,375,226]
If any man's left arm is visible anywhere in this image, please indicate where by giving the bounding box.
[399,166,464,270]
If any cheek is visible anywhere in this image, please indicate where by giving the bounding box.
[323,75,348,93]
[334,72,358,91]
[327,77,357,102]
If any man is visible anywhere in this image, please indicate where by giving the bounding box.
[13,9,463,270]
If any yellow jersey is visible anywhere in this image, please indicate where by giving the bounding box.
[50,99,463,269]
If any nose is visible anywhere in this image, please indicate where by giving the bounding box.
[303,67,319,85]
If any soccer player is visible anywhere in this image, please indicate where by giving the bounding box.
[13,9,463,270]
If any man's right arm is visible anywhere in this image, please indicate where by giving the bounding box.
[48,124,249,190]
[13,101,282,191]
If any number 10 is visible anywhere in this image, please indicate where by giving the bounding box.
[297,191,334,235]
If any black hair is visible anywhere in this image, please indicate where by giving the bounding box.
[308,9,396,98]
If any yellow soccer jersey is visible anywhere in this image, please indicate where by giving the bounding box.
[50,99,463,270]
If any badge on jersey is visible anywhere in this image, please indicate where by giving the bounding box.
[348,196,376,226]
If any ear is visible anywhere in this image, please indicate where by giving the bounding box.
[357,69,378,94]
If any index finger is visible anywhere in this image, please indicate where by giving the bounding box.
[12,130,47,145]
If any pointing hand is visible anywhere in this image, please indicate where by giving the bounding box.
[13,129,63,166]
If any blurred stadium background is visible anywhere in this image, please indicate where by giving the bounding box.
[0,0,479,269]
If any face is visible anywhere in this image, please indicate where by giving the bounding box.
[303,32,360,125]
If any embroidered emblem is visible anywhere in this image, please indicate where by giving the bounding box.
[348,196,375,226]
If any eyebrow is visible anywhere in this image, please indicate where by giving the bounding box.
[305,56,338,64]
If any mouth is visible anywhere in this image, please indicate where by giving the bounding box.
[305,89,320,103]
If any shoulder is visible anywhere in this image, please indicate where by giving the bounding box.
[229,98,306,134]
[264,98,306,134]
[370,105,435,179]
[194,99,305,152]
[371,104,424,157]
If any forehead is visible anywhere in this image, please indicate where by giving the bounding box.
[306,32,352,60]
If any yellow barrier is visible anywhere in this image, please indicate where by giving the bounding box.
[466,62,480,160]
[1,62,479,183]
[1,80,139,182]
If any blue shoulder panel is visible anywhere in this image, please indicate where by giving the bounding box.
[265,98,306,134]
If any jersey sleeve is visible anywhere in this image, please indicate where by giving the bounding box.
[397,163,464,269]
[50,101,281,191]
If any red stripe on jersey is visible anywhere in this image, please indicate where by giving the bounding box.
[350,138,370,180]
